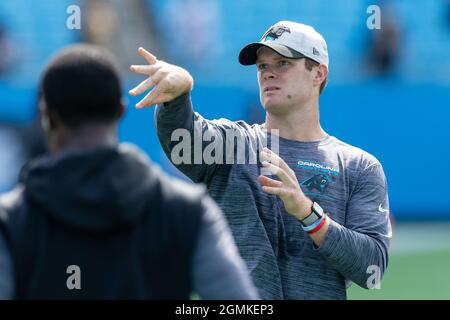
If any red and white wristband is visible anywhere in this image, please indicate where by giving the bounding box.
[302,214,327,234]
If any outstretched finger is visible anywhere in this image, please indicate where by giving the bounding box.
[258,175,282,187]
[129,78,155,96]
[261,148,293,177]
[262,161,292,185]
[150,92,174,105]
[136,85,162,109]
[261,185,285,197]
[138,47,157,64]
[130,64,159,76]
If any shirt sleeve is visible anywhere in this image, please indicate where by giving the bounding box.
[192,196,260,300]
[316,162,392,289]
[0,230,14,299]
[155,93,254,184]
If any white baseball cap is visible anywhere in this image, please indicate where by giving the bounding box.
[239,21,329,67]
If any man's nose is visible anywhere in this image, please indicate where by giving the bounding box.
[263,68,277,81]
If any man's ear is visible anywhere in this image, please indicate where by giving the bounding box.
[116,98,127,119]
[38,98,57,132]
[314,64,328,87]
[38,98,50,132]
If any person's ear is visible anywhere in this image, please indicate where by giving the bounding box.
[38,98,51,132]
[38,98,57,133]
[116,98,127,119]
[40,113,50,132]
[314,64,328,87]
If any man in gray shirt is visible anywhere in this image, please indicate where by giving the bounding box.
[130,21,392,299]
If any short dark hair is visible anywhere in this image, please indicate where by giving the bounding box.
[39,44,122,128]
[304,58,327,95]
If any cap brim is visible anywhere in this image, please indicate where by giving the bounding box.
[238,42,306,65]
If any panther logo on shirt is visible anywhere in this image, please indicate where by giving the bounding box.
[301,174,330,193]
[296,160,339,199]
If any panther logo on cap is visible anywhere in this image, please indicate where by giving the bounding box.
[262,25,291,42]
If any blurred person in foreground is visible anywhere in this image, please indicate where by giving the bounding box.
[0,44,258,299]
[129,21,392,299]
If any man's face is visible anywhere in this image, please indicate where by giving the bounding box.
[256,47,315,115]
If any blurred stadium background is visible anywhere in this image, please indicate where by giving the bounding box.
[0,0,449,299]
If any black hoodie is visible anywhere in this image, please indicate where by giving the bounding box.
[0,144,203,299]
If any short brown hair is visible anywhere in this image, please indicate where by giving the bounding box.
[304,58,327,95]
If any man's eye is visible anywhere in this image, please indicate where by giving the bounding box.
[279,60,289,66]
[257,64,267,71]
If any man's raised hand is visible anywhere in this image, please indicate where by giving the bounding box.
[129,47,193,108]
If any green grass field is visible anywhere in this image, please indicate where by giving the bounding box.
[348,223,450,300]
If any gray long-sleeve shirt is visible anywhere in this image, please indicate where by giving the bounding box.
[156,93,392,300]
